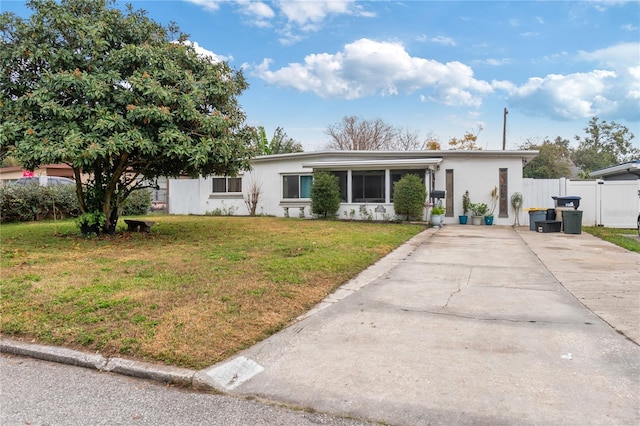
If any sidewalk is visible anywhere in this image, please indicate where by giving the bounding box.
[199,225,639,425]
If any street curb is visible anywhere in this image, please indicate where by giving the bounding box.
[1,338,198,388]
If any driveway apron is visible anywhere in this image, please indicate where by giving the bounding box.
[199,226,640,426]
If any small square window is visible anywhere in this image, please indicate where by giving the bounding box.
[212,177,242,193]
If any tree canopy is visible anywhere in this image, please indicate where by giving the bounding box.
[447,129,483,150]
[520,137,573,179]
[250,126,303,155]
[571,117,638,175]
[0,0,253,233]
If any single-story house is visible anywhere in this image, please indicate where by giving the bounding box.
[169,150,539,225]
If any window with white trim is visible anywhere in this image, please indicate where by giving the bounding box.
[212,176,242,193]
[283,174,312,199]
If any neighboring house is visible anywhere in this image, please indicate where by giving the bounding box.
[169,150,538,225]
[589,160,640,181]
[0,164,75,186]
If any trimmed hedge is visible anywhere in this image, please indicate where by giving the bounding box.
[0,185,152,223]
[0,184,79,223]
[121,189,152,216]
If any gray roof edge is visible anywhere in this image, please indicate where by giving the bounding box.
[251,150,539,163]
[589,159,640,177]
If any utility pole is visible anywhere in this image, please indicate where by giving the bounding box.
[502,107,508,150]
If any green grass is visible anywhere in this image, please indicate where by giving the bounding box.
[0,216,423,369]
[583,226,640,253]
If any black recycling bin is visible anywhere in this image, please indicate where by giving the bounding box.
[552,196,581,209]
[562,210,583,234]
[546,209,556,220]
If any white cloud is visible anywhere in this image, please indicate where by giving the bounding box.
[185,0,221,12]
[620,23,638,31]
[417,34,455,46]
[253,38,492,107]
[429,36,456,46]
[482,58,511,66]
[239,1,274,18]
[236,0,275,27]
[502,42,640,121]
[576,42,639,68]
[180,40,232,63]
[276,0,373,26]
[507,70,618,119]
[185,0,374,44]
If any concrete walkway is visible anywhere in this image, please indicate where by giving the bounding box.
[199,225,640,426]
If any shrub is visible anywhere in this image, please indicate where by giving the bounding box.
[121,189,152,216]
[393,174,426,221]
[310,172,341,219]
[0,184,80,223]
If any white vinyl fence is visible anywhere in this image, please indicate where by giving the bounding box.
[522,178,639,228]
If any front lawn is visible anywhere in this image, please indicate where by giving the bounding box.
[1,216,423,369]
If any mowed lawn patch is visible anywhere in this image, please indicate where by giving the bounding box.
[583,226,640,253]
[1,216,423,369]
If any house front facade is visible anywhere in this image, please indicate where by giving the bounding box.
[168,150,538,225]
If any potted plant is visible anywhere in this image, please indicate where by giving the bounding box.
[76,210,106,236]
[430,204,445,227]
[459,190,471,224]
[470,202,487,225]
[511,192,523,226]
[485,186,499,225]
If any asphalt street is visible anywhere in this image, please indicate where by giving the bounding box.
[0,354,374,426]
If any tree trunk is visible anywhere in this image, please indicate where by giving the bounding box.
[104,206,118,234]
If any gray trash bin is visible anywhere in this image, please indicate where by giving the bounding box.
[563,210,583,234]
[528,210,547,231]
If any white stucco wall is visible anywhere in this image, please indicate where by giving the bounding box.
[168,151,535,225]
[432,155,525,226]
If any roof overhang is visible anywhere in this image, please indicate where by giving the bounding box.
[590,160,640,178]
[302,158,443,170]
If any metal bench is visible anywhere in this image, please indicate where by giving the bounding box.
[124,219,156,233]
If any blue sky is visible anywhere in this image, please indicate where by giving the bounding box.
[3,0,640,151]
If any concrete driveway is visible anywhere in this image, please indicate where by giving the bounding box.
[198,225,640,426]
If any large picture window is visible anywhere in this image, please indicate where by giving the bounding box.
[283,175,312,199]
[352,170,385,203]
[212,177,242,193]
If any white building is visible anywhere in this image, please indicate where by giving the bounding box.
[168,150,539,225]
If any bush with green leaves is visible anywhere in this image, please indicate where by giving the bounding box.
[121,189,152,216]
[310,172,341,219]
[393,174,426,221]
[0,184,80,223]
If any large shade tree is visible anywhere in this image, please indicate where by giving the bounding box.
[571,117,638,176]
[520,137,573,179]
[0,0,253,233]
